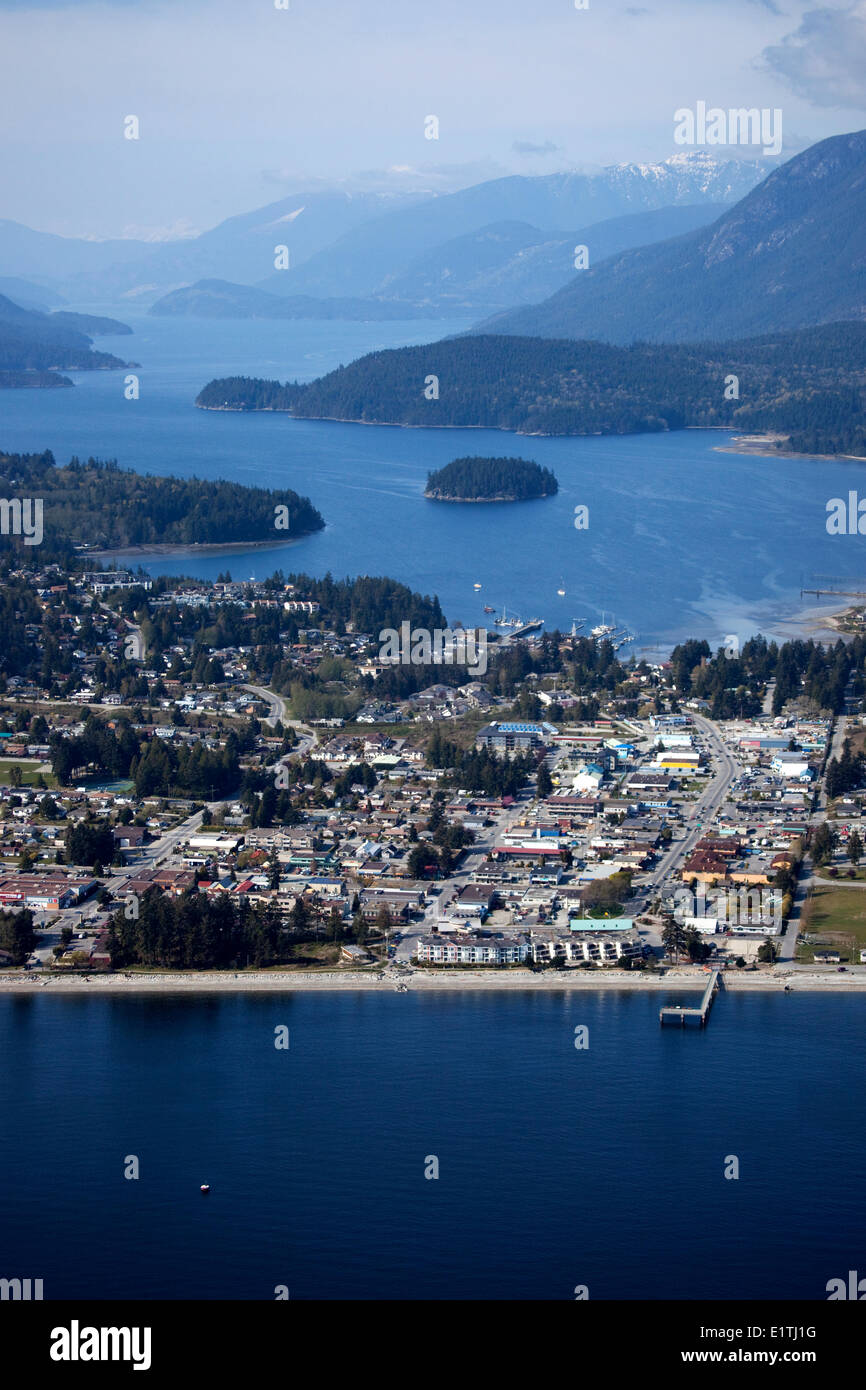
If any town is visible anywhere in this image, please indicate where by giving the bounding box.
[1,564,863,989]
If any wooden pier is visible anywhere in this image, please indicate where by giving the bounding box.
[659,970,721,1027]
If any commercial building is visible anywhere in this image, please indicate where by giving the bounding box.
[0,875,96,910]
[475,721,558,754]
[655,750,702,772]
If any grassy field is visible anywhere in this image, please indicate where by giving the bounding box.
[282,940,343,968]
[797,885,866,963]
[0,759,56,788]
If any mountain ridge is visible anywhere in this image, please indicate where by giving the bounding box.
[472,130,866,343]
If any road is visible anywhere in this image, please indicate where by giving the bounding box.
[393,792,536,961]
[395,715,741,963]
[28,804,209,964]
[636,713,740,910]
[241,684,317,758]
[779,716,847,962]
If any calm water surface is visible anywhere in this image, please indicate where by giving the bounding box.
[0,311,860,647]
[0,989,862,1300]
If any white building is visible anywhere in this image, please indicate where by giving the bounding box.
[413,934,528,965]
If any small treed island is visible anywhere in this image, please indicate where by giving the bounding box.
[0,450,323,563]
[195,322,866,456]
[425,456,558,502]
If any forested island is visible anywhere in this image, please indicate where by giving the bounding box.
[0,450,324,564]
[195,375,299,411]
[195,323,866,456]
[425,456,558,501]
[152,279,440,321]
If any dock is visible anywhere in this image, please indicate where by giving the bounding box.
[659,970,721,1027]
[508,620,544,639]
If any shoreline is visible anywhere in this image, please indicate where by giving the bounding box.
[424,492,557,503]
[714,432,866,463]
[191,412,866,463]
[1,969,862,995]
[87,536,314,559]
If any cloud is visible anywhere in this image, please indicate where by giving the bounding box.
[511,139,560,155]
[762,2,866,109]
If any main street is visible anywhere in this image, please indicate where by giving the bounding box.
[635,713,740,911]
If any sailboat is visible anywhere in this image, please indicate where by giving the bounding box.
[557,578,566,597]
[590,609,616,639]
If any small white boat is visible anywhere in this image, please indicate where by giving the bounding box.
[473,582,482,590]
[200,1184,210,1194]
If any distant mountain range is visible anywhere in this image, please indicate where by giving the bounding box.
[254,154,765,302]
[0,276,67,310]
[0,294,132,385]
[148,204,726,321]
[371,204,726,314]
[0,191,428,304]
[475,130,866,343]
[0,152,766,307]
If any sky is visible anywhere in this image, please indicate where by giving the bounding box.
[0,0,864,240]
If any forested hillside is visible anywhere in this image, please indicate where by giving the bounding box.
[0,450,324,563]
[196,323,866,456]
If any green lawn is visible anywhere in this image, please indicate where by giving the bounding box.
[0,759,56,788]
[797,886,866,963]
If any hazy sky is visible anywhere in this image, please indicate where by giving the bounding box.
[0,0,864,239]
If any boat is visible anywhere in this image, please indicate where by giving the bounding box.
[590,610,616,639]
[590,609,617,639]
[494,606,523,628]
[557,577,566,597]
[473,582,482,590]
[483,605,495,614]
[200,1184,210,1193]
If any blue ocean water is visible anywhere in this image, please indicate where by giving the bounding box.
[0,988,862,1300]
[0,310,861,647]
